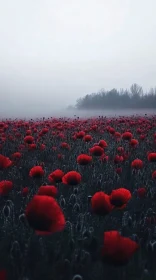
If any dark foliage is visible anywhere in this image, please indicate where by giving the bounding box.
[0,115,156,280]
[75,83,156,109]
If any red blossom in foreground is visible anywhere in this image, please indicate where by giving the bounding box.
[77,154,92,165]
[25,195,65,235]
[98,140,108,148]
[102,231,139,265]
[41,128,49,134]
[114,132,121,138]
[109,127,115,134]
[148,153,156,162]
[24,135,34,144]
[89,146,104,156]
[130,139,139,147]
[62,171,82,185]
[38,185,58,197]
[26,130,31,135]
[48,169,64,183]
[109,188,132,208]
[0,154,12,169]
[83,134,92,142]
[29,166,44,178]
[0,180,13,196]
[91,192,114,216]
[131,159,143,169]
[122,132,133,140]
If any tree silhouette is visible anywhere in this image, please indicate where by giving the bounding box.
[75,84,156,109]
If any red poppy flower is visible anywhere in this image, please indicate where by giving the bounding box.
[60,142,70,150]
[38,185,58,197]
[41,128,49,134]
[91,125,98,131]
[57,153,64,160]
[0,154,12,169]
[83,134,92,142]
[25,195,65,235]
[22,187,29,197]
[114,132,121,138]
[114,155,124,164]
[109,127,115,134]
[109,188,131,208]
[152,171,156,179]
[130,139,139,147]
[98,140,108,148]
[89,146,104,156]
[40,144,46,150]
[28,144,36,150]
[140,134,146,140]
[148,153,156,162]
[131,159,143,169]
[0,180,13,195]
[117,147,124,154]
[48,169,64,183]
[11,152,22,160]
[29,166,44,178]
[62,171,81,185]
[137,188,146,198]
[122,132,133,140]
[102,231,139,265]
[76,131,85,139]
[26,130,31,135]
[123,152,130,161]
[91,192,114,216]
[18,144,25,151]
[116,167,122,174]
[77,154,92,165]
[24,135,34,144]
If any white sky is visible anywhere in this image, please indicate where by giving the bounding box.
[0,0,156,116]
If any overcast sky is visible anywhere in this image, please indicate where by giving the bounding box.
[0,0,156,117]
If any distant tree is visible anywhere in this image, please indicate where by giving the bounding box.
[75,84,156,109]
[130,83,143,96]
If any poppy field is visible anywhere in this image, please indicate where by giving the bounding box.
[0,115,156,280]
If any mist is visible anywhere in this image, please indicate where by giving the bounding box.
[1,107,155,120]
[0,0,156,118]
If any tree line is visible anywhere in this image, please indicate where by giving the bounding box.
[75,84,156,109]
